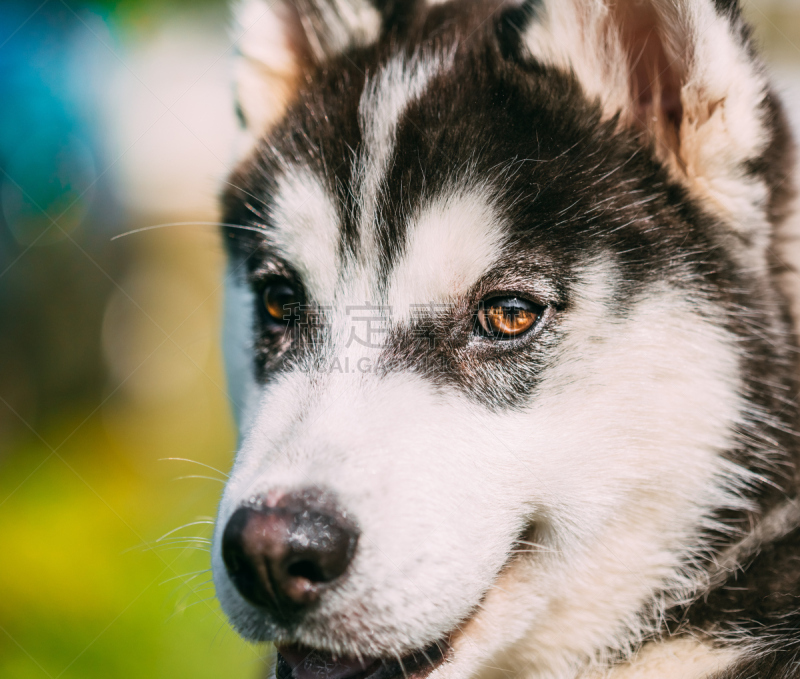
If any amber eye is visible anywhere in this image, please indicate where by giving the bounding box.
[262,281,300,325]
[477,297,540,339]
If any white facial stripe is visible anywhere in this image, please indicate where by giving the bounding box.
[355,52,455,266]
[387,188,506,318]
[271,169,341,306]
[358,54,450,168]
[262,54,459,318]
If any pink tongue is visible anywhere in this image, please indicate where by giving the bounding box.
[278,645,380,679]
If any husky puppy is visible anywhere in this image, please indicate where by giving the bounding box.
[211,0,800,676]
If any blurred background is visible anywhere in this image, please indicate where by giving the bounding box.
[0,0,798,677]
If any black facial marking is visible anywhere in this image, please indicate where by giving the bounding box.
[710,0,741,16]
[234,99,247,129]
[709,649,800,679]
[496,0,542,61]
[689,525,800,679]
[381,298,562,412]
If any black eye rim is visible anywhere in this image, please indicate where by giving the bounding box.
[475,295,545,340]
[259,278,303,328]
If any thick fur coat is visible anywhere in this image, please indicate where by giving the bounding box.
[211,0,800,677]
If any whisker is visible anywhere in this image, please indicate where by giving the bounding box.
[122,541,211,555]
[157,521,214,542]
[419,647,435,667]
[166,576,214,601]
[220,179,272,210]
[160,568,211,586]
[174,475,226,484]
[152,537,212,545]
[159,458,230,478]
[111,222,268,242]
[180,584,217,598]
[394,652,409,679]
[513,539,559,554]
[165,595,220,621]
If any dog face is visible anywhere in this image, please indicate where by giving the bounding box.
[213,1,796,677]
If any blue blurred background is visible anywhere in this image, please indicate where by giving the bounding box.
[0,0,798,677]
[0,0,264,676]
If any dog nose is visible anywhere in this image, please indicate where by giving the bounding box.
[221,491,358,618]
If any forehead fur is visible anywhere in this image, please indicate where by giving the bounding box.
[242,47,509,309]
[221,26,746,414]
[387,187,506,317]
[228,0,796,260]
[225,25,702,294]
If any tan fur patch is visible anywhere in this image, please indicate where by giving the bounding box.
[582,638,739,679]
[521,0,774,252]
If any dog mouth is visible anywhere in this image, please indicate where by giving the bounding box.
[274,640,450,679]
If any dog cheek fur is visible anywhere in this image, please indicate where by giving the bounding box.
[419,261,752,679]
[216,369,529,653]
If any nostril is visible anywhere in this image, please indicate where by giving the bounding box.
[286,558,326,583]
[221,506,276,609]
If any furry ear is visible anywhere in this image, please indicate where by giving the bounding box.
[232,0,382,136]
[518,0,795,246]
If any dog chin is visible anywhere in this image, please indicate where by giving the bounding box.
[272,638,454,679]
[216,582,470,679]
[217,584,472,679]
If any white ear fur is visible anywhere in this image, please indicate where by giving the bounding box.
[522,0,777,244]
[232,0,381,137]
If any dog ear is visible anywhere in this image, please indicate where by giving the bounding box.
[232,0,382,136]
[516,0,795,245]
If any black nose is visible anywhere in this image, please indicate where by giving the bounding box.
[221,490,358,619]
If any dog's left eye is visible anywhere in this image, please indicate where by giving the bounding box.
[262,281,301,325]
[477,297,541,339]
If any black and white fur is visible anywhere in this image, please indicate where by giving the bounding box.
[212,0,800,676]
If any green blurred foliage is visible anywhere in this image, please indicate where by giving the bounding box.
[0,230,267,678]
[74,0,225,16]
[86,0,226,35]
[0,421,268,678]
[0,6,256,675]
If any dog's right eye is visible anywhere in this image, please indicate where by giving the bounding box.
[476,297,541,339]
[262,281,301,326]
